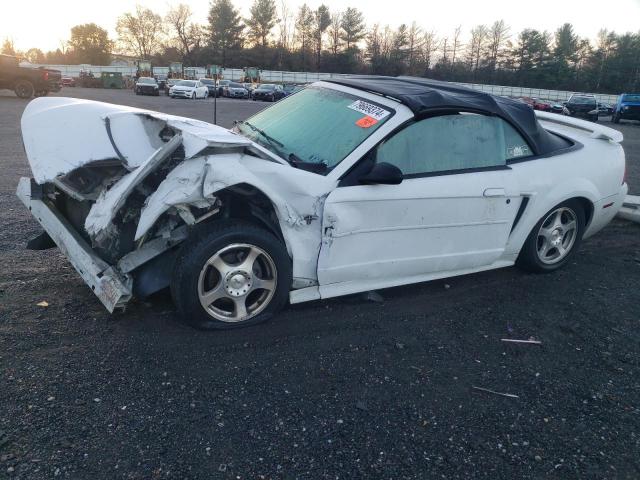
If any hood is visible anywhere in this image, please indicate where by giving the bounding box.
[21,97,253,184]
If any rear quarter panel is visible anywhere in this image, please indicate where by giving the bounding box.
[505,123,626,256]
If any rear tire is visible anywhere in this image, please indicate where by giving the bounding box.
[516,199,586,274]
[171,220,292,330]
[14,80,34,99]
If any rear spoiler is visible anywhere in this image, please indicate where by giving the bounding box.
[535,111,623,143]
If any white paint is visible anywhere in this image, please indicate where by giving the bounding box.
[21,97,253,184]
[18,84,629,313]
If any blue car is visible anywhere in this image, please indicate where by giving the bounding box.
[612,93,640,123]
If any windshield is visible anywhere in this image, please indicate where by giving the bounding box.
[259,84,275,90]
[138,77,155,84]
[622,94,640,102]
[236,87,393,174]
[229,82,243,88]
[200,79,213,85]
[177,80,196,87]
[570,96,596,105]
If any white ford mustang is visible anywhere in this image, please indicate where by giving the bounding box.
[17,77,628,329]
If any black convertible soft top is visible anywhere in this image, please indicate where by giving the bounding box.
[325,76,571,156]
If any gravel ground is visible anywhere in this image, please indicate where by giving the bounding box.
[1,88,639,480]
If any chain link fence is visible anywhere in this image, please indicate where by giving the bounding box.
[23,62,621,105]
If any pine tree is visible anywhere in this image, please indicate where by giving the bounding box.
[208,0,244,65]
[246,0,278,48]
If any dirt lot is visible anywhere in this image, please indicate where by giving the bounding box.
[1,87,639,480]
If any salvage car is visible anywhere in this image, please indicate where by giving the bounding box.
[563,94,598,122]
[135,76,160,96]
[520,97,552,112]
[612,93,640,124]
[61,76,76,87]
[0,54,61,98]
[252,83,285,102]
[225,82,249,99]
[169,79,209,99]
[199,78,218,97]
[17,77,628,330]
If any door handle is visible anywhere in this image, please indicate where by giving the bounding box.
[483,188,506,197]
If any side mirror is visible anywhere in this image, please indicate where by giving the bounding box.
[359,162,403,185]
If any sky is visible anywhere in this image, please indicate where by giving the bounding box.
[3,0,640,52]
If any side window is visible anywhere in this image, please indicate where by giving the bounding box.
[375,113,532,176]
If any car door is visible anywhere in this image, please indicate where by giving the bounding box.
[317,112,530,297]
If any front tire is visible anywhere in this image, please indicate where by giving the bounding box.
[171,221,292,330]
[612,113,620,124]
[516,200,586,273]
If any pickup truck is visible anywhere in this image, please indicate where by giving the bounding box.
[0,54,61,99]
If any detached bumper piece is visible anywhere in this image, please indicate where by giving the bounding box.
[618,195,640,224]
[16,177,132,312]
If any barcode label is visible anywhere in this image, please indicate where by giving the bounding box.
[348,100,390,121]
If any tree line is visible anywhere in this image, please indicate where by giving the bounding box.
[2,0,640,94]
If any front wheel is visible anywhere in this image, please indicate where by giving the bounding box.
[612,113,620,124]
[171,221,292,330]
[516,200,586,273]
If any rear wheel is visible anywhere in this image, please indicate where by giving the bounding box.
[14,80,34,99]
[516,200,585,273]
[171,221,292,330]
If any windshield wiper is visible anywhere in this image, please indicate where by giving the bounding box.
[289,153,328,174]
[237,121,284,149]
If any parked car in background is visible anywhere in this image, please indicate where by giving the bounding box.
[199,78,218,97]
[520,97,552,111]
[612,93,640,124]
[225,82,249,98]
[17,78,627,329]
[61,76,76,87]
[549,101,564,114]
[597,102,614,116]
[563,94,598,122]
[166,78,181,90]
[242,83,254,97]
[0,54,61,98]
[252,83,285,102]
[169,79,209,99]
[217,79,231,97]
[283,84,297,96]
[135,77,160,96]
[155,74,167,90]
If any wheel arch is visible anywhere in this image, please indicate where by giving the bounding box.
[506,181,599,257]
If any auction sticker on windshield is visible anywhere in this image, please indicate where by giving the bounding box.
[348,100,390,121]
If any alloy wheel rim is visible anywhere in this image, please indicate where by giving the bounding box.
[197,243,277,322]
[536,207,578,265]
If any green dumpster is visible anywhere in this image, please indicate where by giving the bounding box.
[101,72,123,89]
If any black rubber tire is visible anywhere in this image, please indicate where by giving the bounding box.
[612,114,620,124]
[516,199,586,274]
[191,92,196,100]
[171,220,292,330]
[14,80,34,99]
